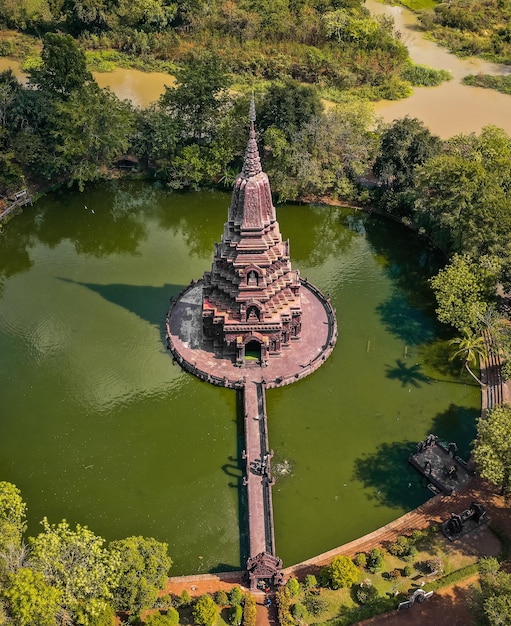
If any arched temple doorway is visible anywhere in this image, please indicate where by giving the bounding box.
[245,340,262,362]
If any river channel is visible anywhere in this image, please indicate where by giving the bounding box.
[2,0,511,136]
[0,182,479,573]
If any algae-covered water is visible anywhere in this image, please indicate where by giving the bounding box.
[0,182,479,573]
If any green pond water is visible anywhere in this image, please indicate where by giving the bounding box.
[0,181,480,574]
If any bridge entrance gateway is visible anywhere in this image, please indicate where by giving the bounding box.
[166,97,337,590]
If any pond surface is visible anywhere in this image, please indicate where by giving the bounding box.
[0,182,479,573]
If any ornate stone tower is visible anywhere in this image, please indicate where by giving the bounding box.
[202,100,302,365]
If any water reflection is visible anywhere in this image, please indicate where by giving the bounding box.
[35,185,148,257]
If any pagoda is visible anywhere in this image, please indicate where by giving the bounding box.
[202,99,302,365]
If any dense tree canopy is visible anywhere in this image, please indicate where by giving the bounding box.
[474,406,511,495]
[373,117,442,192]
[429,254,500,333]
[110,535,172,613]
[0,481,27,553]
[2,568,62,626]
[29,33,92,97]
[29,518,121,626]
[328,555,359,589]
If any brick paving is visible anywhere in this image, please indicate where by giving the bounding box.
[243,381,275,557]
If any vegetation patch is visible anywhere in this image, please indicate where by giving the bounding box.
[463,73,511,96]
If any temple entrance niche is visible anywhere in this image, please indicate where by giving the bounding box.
[245,340,261,362]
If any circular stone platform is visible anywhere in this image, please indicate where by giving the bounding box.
[166,279,337,389]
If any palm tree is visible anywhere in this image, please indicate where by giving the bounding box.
[449,329,487,386]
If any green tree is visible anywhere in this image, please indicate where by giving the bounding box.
[29,518,121,626]
[0,482,27,553]
[214,590,228,606]
[328,555,359,589]
[257,79,323,139]
[0,0,55,29]
[474,405,511,495]
[29,33,92,98]
[414,151,511,257]
[366,548,384,573]
[110,535,172,614]
[429,254,499,333]
[229,587,243,606]
[2,567,62,626]
[242,593,256,626]
[51,85,135,190]
[161,51,232,141]
[229,603,242,626]
[266,102,377,201]
[449,330,486,385]
[286,577,300,596]
[373,117,442,192]
[144,608,180,625]
[473,557,511,625]
[303,574,317,589]
[192,594,218,626]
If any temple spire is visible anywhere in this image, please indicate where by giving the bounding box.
[241,94,262,178]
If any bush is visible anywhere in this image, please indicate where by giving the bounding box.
[286,577,300,597]
[214,591,228,606]
[501,359,511,381]
[179,590,191,607]
[402,546,418,563]
[366,549,384,574]
[329,555,359,589]
[355,580,379,605]
[353,553,367,568]
[401,63,452,86]
[388,536,410,557]
[242,593,256,626]
[303,592,327,617]
[385,569,400,580]
[403,565,413,577]
[291,602,307,620]
[144,608,179,626]
[423,564,478,592]
[230,603,243,626]
[192,595,218,626]
[229,587,243,606]
[303,574,317,590]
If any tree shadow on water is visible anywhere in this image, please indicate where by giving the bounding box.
[428,404,479,458]
[386,359,431,388]
[352,441,426,510]
[376,293,435,346]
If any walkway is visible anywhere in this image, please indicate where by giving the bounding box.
[0,189,32,221]
[481,329,508,410]
[243,381,275,557]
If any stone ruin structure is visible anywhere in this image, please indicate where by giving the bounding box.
[202,99,302,365]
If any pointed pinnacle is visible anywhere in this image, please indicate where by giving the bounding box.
[249,92,256,123]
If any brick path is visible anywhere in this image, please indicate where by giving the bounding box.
[243,381,275,557]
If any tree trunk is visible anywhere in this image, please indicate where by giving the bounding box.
[465,361,483,386]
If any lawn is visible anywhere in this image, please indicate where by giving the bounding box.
[284,529,484,626]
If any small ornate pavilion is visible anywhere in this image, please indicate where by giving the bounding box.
[202,99,302,365]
